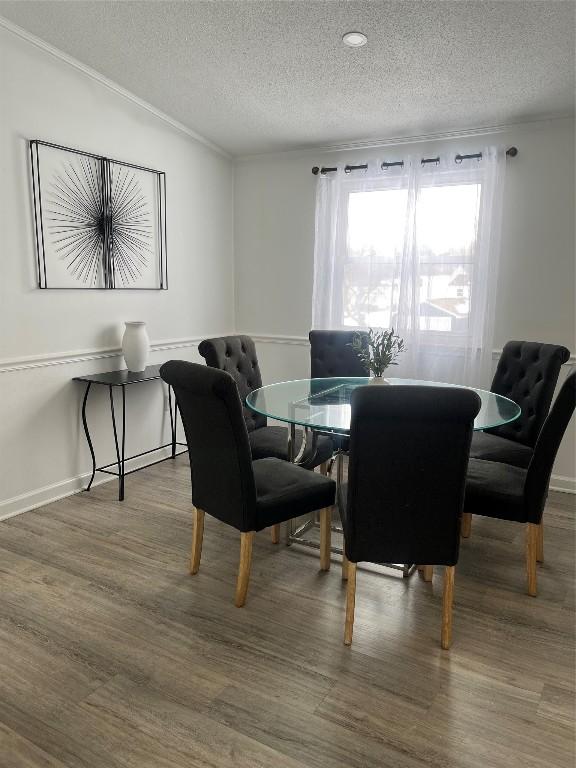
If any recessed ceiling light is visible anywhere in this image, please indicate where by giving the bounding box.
[342,31,367,48]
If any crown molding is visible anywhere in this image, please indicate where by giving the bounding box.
[234,115,574,163]
[3,14,570,164]
[0,15,230,159]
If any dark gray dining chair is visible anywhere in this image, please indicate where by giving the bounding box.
[160,361,336,606]
[309,330,368,378]
[463,340,570,538]
[339,385,481,649]
[465,371,575,596]
[309,329,369,470]
[199,335,335,543]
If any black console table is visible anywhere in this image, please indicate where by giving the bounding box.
[74,365,187,501]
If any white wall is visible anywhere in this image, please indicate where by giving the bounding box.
[234,119,576,490]
[1,24,573,518]
[0,26,234,517]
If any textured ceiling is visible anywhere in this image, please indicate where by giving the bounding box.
[1,1,574,156]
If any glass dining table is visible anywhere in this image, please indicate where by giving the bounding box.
[246,377,521,573]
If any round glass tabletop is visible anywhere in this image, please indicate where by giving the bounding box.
[246,377,521,434]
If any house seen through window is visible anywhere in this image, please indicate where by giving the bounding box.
[344,182,481,334]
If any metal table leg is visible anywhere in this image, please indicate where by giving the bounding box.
[121,385,126,500]
[336,449,344,489]
[81,382,96,491]
[168,386,177,458]
[287,422,296,463]
[285,423,297,544]
[76,373,188,502]
[109,385,126,501]
[288,444,416,578]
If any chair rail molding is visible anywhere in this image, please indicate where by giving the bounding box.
[1,331,572,520]
[250,333,311,346]
[0,334,235,373]
[246,332,576,365]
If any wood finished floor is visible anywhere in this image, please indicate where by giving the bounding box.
[0,455,574,768]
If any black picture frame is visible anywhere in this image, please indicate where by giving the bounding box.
[29,139,168,290]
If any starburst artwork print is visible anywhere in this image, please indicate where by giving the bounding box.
[47,157,152,287]
[30,141,167,289]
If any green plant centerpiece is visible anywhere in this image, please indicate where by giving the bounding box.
[350,327,405,383]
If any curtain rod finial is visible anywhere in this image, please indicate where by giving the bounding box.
[506,146,518,157]
[312,166,320,175]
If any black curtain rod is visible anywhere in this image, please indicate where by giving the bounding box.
[311,146,518,175]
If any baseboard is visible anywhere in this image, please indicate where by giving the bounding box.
[0,446,177,522]
[549,475,576,494]
[2,453,572,526]
[1,459,573,527]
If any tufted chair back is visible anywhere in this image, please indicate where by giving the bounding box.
[198,335,266,432]
[309,330,369,378]
[486,341,570,446]
[525,371,576,523]
[344,386,481,566]
[160,361,258,531]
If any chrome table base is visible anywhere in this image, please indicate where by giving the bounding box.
[285,448,417,578]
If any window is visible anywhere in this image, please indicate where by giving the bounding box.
[312,149,505,384]
[344,182,481,335]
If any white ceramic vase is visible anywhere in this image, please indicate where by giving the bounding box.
[122,321,150,372]
[368,375,390,385]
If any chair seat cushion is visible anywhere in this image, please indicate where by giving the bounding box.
[249,425,334,469]
[253,458,336,530]
[465,458,527,522]
[470,431,533,468]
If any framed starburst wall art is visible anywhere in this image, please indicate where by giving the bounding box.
[29,140,167,289]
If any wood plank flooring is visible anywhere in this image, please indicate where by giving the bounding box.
[0,456,574,768]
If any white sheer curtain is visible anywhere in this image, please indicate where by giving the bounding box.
[311,147,506,386]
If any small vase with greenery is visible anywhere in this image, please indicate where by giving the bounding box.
[349,327,405,383]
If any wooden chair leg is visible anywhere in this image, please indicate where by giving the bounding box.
[536,521,544,564]
[270,524,280,544]
[441,566,455,650]
[461,513,472,538]
[342,552,349,581]
[235,532,254,607]
[319,462,328,476]
[344,562,357,646]
[190,508,205,575]
[422,565,433,583]
[319,507,332,571]
[526,523,538,596]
